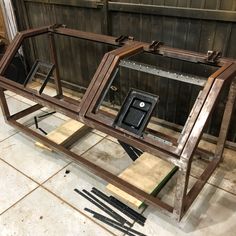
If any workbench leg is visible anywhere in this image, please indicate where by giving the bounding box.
[0,88,10,121]
[173,159,191,222]
[215,79,236,161]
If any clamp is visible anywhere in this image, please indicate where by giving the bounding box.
[149,40,164,52]
[206,50,222,64]
[49,24,66,31]
[115,35,134,45]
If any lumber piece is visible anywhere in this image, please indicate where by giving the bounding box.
[107,152,177,208]
[35,119,91,151]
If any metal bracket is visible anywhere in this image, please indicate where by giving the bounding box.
[24,60,55,95]
[206,50,222,64]
[118,140,143,161]
[34,111,56,135]
[148,40,164,52]
[109,85,118,105]
[49,24,67,31]
[115,35,134,45]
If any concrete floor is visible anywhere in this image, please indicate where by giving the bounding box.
[0,90,236,236]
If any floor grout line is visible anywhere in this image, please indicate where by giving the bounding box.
[0,132,122,235]
[0,185,40,216]
[0,134,108,213]
[0,131,20,143]
[0,161,119,234]
[2,90,127,235]
[0,170,118,236]
[0,158,42,186]
[40,162,73,186]
[0,128,107,188]
[80,136,107,157]
[41,185,118,236]
[190,174,236,196]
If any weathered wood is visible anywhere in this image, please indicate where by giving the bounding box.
[0,5,7,38]
[108,3,236,22]
[11,1,236,142]
[24,0,103,9]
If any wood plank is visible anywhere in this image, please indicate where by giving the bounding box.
[0,5,7,39]
[35,119,91,151]
[107,152,177,208]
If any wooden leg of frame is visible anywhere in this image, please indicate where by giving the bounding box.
[215,79,236,161]
[0,88,10,121]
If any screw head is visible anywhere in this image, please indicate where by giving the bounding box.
[139,102,145,108]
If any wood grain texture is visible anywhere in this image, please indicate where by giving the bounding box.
[107,152,176,208]
[0,6,7,39]
[35,119,90,151]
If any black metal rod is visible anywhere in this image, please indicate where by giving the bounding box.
[74,189,132,226]
[39,64,55,95]
[82,189,132,226]
[85,208,146,236]
[110,196,146,222]
[118,140,141,161]
[23,60,39,87]
[104,190,146,224]
[91,187,146,226]
[38,111,56,118]
[34,111,56,135]
[34,116,38,129]
[38,127,48,135]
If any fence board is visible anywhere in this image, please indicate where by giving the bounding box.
[11,0,236,142]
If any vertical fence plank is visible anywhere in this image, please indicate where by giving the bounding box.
[10,0,236,142]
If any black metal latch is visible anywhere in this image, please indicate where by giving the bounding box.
[115,35,134,45]
[114,88,159,136]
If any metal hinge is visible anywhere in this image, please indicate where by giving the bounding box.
[115,35,134,45]
[206,50,222,64]
[148,40,164,52]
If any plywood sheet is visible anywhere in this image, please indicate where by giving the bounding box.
[107,152,177,208]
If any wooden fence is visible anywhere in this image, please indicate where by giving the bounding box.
[12,0,236,141]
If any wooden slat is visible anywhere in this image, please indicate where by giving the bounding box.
[24,0,103,9]
[108,3,236,22]
[107,152,177,208]
[35,119,91,151]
